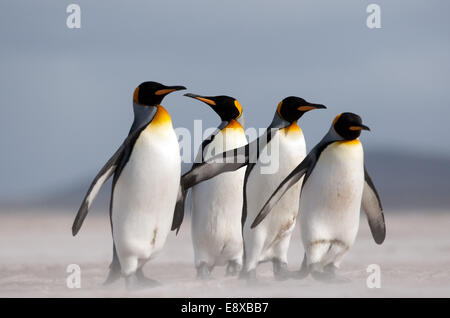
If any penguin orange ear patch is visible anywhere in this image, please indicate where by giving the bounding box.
[234,100,242,117]
[332,113,342,126]
[155,88,176,96]
[133,86,140,104]
[276,101,283,117]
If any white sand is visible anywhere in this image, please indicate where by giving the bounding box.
[0,209,449,297]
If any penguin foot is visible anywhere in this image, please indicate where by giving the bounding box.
[238,268,255,280]
[225,260,241,277]
[291,268,310,280]
[125,273,161,290]
[272,260,290,281]
[103,250,122,286]
[329,275,351,284]
[311,270,334,282]
[240,269,262,286]
[238,269,248,280]
[309,262,335,283]
[322,264,350,283]
[311,272,350,284]
[291,253,310,280]
[310,267,350,284]
[103,267,121,286]
[196,262,212,280]
[324,263,338,274]
[124,268,161,290]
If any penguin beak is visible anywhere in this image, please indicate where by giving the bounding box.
[155,85,186,96]
[297,103,327,112]
[349,124,371,131]
[184,93,217,106]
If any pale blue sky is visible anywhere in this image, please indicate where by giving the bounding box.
[0,0,449,200]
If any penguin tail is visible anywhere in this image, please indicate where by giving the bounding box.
[171,186,187,234]
[103,245,121,286]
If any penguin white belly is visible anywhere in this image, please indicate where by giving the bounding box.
[244,126,306,265]
[300,140,364,265]
[112,123,180,275]
[191,125,248,267]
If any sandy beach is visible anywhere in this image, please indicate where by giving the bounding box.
[0,209,449,298]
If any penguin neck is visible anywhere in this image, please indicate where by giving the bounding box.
[236,113,245,128]
[269,112,291,130]
[218,112,245,130]
[133,102,157,118]
[223,119,244,131]
[281,121,302,135]
[132,102,157,129]
[132,102,173,132]
[335,139,361,146]
[149,105,173,128]
[319,126,345,145]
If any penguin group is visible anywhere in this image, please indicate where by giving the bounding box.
[72,81,386,289]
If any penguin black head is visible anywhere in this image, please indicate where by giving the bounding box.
[333,112,370,140]
[184,93,242,122]
[133,81,186,106]
[277,96,326,123]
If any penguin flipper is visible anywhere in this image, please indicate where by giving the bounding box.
[72,107,158,236]
[184,128,278,189]
[72,150,121,236]
[251,155,313,228]
[192,121,228,167]
[362,167,386,244]
[171,122,230,233]
[72,126,153,236]
[182,144,250,189]
[170,143,249,233]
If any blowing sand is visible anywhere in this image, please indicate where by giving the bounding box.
[0,209,449,297]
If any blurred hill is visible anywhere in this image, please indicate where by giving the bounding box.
[1,151,449,213]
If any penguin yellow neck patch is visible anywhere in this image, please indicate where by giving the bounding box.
[282,122,302,135]
[335,139,361,146]
[147,105,172,130]
[224,119,244,132]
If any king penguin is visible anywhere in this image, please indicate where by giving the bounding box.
[172,96,326,281]
[72,81,186,288]
[252,112,386,282]
[184,93,247,279]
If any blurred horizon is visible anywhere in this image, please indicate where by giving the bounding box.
[1,1,449,203]
[2,149,450,212]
